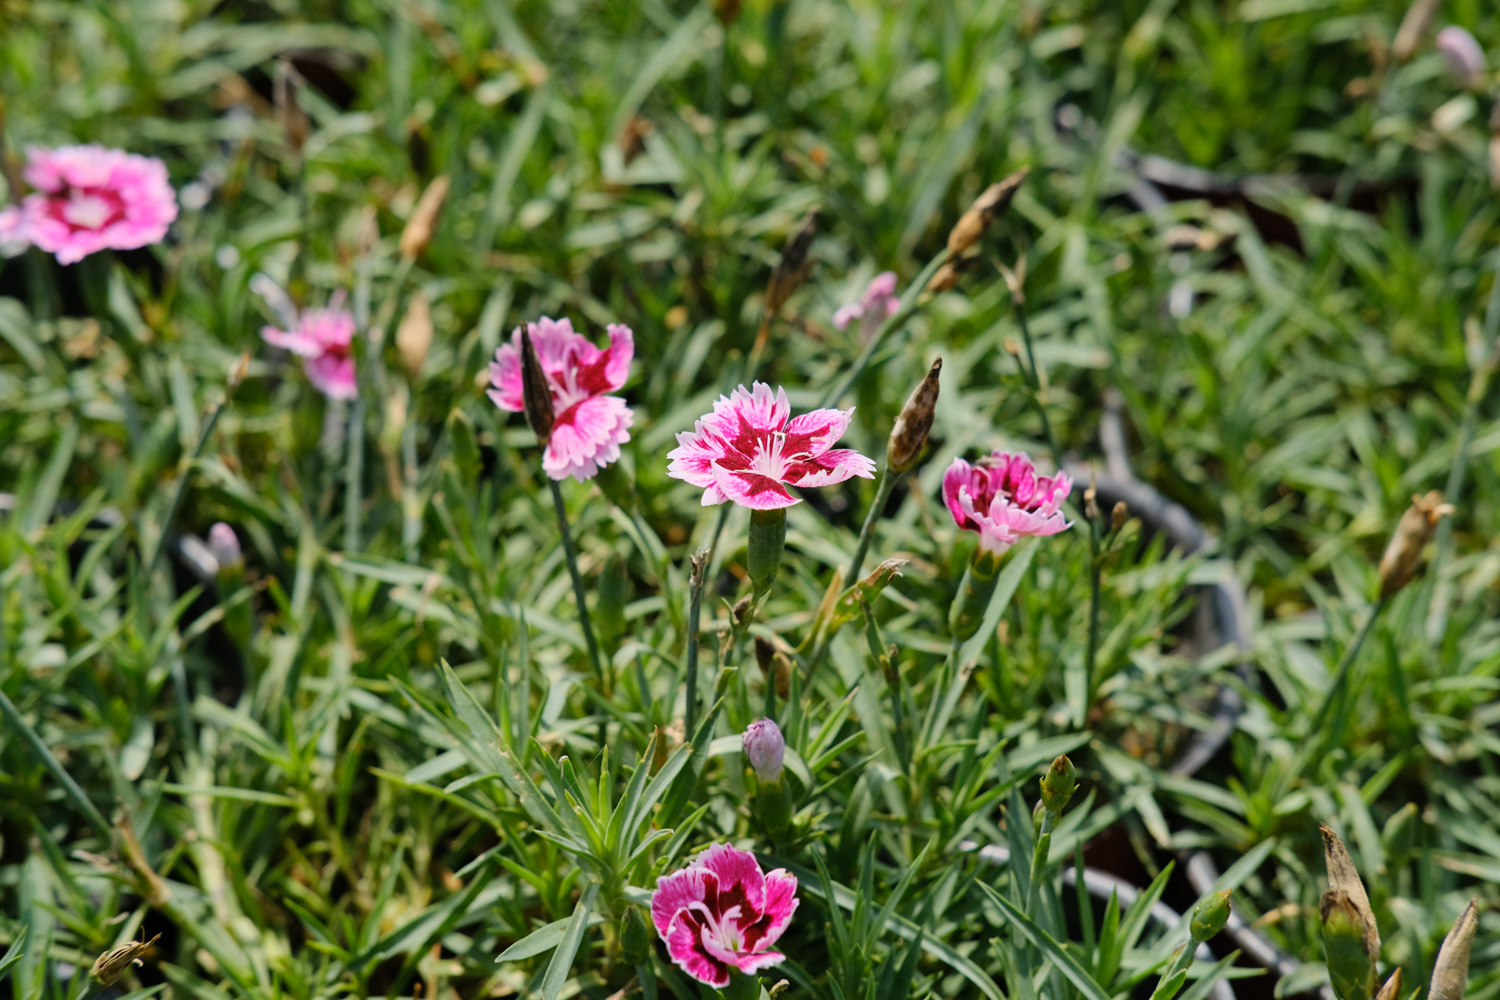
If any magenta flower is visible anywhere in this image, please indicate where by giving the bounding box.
[667,383,875,509]
[650,844,798,986]
[0,145,178,264]
[833,271,899,336]
[488,316,634,482]
[942,451,1072,554]
[253,274,359,401]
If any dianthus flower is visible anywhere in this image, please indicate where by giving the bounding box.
[650,844,798,986]
[0,145,177,264]
[487,317,634,482]
[832,271,899,337]
[666,383,874,509]
[254,274,359,401]
[942,450,1071,555]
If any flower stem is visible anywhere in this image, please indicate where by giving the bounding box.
[818,248,953,408]
[684,548,708,737]
[548,478,605,687]
[1023,808,1056,920]
[846,467,899,584]
[1308,595,1388,738]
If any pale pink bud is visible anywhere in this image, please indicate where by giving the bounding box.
[1437,27,1487,90]
[742,718,785,782]
[207,522,242,571]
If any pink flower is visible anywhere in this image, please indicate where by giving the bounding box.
[253,274,359,401]
[742,719,785,782]
[650,844,798,987]
[667,383,875,509]
[832,271,899,336]
[0,145,178,264]
[488,316,634,482]
[942,451,1072,554]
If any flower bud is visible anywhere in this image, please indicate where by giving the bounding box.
[747,508,787,598]
[764,208,819,320]
[1111,501,1128,533]
[1378,490,1453,599]
[90,934,161,988]
[887,358,942,475]
[1190,890,1232,942]
[1430,899,1479,1000]
[1437,27,1487,90]
[518,327,555,446]
[621,906,652,965]
[1039,754,1077,814]
[400,174,450,259]
[207,522,242,573]
[1321,892,1376,1000]
[926,250,980,293]
[743,718,785,783]
[395,290,433,380]
[946,168,1028,256]
[1375,968,1404,1000]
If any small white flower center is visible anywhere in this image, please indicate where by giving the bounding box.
[689,901,747,954]
[750,433,788,479]
[62,192,113,230]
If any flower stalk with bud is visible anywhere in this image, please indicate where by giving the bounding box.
[1024,755,1076,920]
[743,718,792,841]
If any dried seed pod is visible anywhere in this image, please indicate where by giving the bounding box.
[1110,501,1129,533]
[1377,490,1453,599]
[1392,0,1442,63]
[1375,968,1404,1000]
[518,327,555,446]
[400,175,450,259]
[764,208,820,321]
[926,250,981,293]
[395,290,433,380]
[1319,824,1381,1000]
[90,934,161,988]
[947,168,1028,256]
[887,357,942,475]
[1430,900,1479,1000]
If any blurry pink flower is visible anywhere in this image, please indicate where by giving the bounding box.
[0,145,177,264]
[942,451,1072,554]
[832,271,899,336]
[1437,26,1487,89]
[650,844,798,987]
[253,274,359,401]
[488,316,634,482]
[667,382,875,509]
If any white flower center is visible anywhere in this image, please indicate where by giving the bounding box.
[62,192,113,230]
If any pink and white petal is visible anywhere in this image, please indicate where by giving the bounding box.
[488,344,525,411]
[667,423,730,489]
[710,465,800,510]
[701,483,729,506]
[731,950,786,975]
[651,867,716,938]
[785,448,876,488]
[740,870,798,951]
[664,912,730,987]
[543,395,633,482]
[524,316,584,371]
[783,406,855,458]
[306,355,358,400]
[696,844,767,919]
[941,459,976,528]
[0,206,30,256]
[602,324,634,391]
[832,303,862,330]
[262,325,323,357]
[704,383,790,446]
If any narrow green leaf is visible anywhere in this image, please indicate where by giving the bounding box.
[542,883,598,1000]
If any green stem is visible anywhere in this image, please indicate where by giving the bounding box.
[146,371,239,578]
[1023,808,1056,921]
[819,248,952,408]
[685,551,707,737]
[0,689,112,840]
[1308,595,1388,736]
[846,468,899,584]
[549,478,605,686]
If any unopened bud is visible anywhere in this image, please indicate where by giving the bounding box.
[947,168,1028,256]
[1084,484,1099,521]
[1110,501,1128,533]
[395,290,433,380]
[999,257,1027,305]
[1190,890,1232,942]
[769,981,790,998]
[743,718,785,783]
[275,59,309,156]
[207,522,242,572]
[1437,27,1487,90]
[400,175,450,259]
[1375,968,1404,1000]
[90,934,161,988]
[1430,900,1479,1000]
[1392,0,1442,63]
[1039,755,1077,814]
[518,327,555,446]
[228,351,251,390]
[1320,824,1380,999]
[887,358,942,475]
[621,906,651,965]
[1378,490,1453,598]
[764,209,819,320]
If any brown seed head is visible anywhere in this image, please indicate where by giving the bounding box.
[395,290,433,380]
[1377,490,1453,599]
[90,934,161,988]
[400,174,451,259]
[887,357,942,474]
[1375,968,1404,1000]
[947,168,1029,256]
[518,327,555,446]
[764,208,820,320]
[1429,900,1479,1000]
[1111,501,1128,533]
[1320,824,1380,960]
